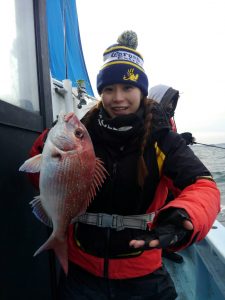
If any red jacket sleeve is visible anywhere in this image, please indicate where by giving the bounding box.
[156,178,220,250]
[27,129,49,189]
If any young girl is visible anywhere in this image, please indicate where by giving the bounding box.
[29,31,220,300]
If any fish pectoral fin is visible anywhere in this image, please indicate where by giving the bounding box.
[30,196,52,227]
[19,154,42,173]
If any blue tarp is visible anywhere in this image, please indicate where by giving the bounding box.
[46,0,94,96]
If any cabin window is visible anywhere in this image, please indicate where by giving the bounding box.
[0,0,39,113]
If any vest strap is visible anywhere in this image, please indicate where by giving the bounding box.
[73,212,155,231]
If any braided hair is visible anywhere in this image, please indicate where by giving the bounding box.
[82,98,155,188]
[137,98,154,187]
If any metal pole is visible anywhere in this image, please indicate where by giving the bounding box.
[63,79,73,113]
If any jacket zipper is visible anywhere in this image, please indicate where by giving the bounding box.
[103,227,110,278]
[112,162,117,176]
[103,161,117,278]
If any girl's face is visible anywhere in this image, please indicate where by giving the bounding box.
[101,84,142,118]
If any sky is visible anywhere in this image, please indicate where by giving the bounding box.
[76,0,225,144]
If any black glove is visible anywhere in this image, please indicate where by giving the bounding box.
[180,132,195,145]
[131,208,192,250]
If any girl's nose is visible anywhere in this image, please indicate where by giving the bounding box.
[113,87,125,101]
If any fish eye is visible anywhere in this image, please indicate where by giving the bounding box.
[75,128,84,138]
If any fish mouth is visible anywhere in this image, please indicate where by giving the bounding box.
[64,112,75,122]
[52,112,83,152]
[64,112,81,128]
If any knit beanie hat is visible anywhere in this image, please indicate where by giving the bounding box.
[97,30,149,96]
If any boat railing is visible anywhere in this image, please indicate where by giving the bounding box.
[165,220,225,299]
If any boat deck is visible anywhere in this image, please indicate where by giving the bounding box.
[165,220,225,300]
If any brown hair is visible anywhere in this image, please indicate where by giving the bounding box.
[82,97,154,188]
[82,100,102,128]
[137,97,154,187]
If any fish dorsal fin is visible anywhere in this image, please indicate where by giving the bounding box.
[86,157,108,204]
[19,154,42,173]
[30,196,52,227]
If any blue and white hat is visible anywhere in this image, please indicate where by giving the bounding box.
[97,31,149,96]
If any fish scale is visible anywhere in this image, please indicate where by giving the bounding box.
[19,112,108,274]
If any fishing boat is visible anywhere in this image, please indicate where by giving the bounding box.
[1,1,224,299]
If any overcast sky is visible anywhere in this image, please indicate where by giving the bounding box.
[76,0,225,144]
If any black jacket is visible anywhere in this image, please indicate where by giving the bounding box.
[74,104,211,258]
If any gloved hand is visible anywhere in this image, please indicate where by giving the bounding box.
[180,132,195,145]
[129,208,193,250]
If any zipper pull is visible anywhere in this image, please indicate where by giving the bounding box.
[113,162,117,175]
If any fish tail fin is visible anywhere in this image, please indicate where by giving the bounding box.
[34,235,68,275]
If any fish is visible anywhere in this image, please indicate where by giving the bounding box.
[19,112,107,274]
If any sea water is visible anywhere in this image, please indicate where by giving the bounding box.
[191,143,225,225]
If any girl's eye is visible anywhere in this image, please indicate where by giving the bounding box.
[102,86,113,92]
[75,128,84,138]
[124,85,133,91]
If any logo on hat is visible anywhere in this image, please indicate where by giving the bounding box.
[123,68,139,82]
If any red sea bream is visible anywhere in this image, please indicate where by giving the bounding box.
[19,112,107,274]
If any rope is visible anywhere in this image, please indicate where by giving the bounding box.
[193,142,225,150]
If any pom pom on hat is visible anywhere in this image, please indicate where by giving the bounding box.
[117,30,138,49]
[97,30,148,96]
